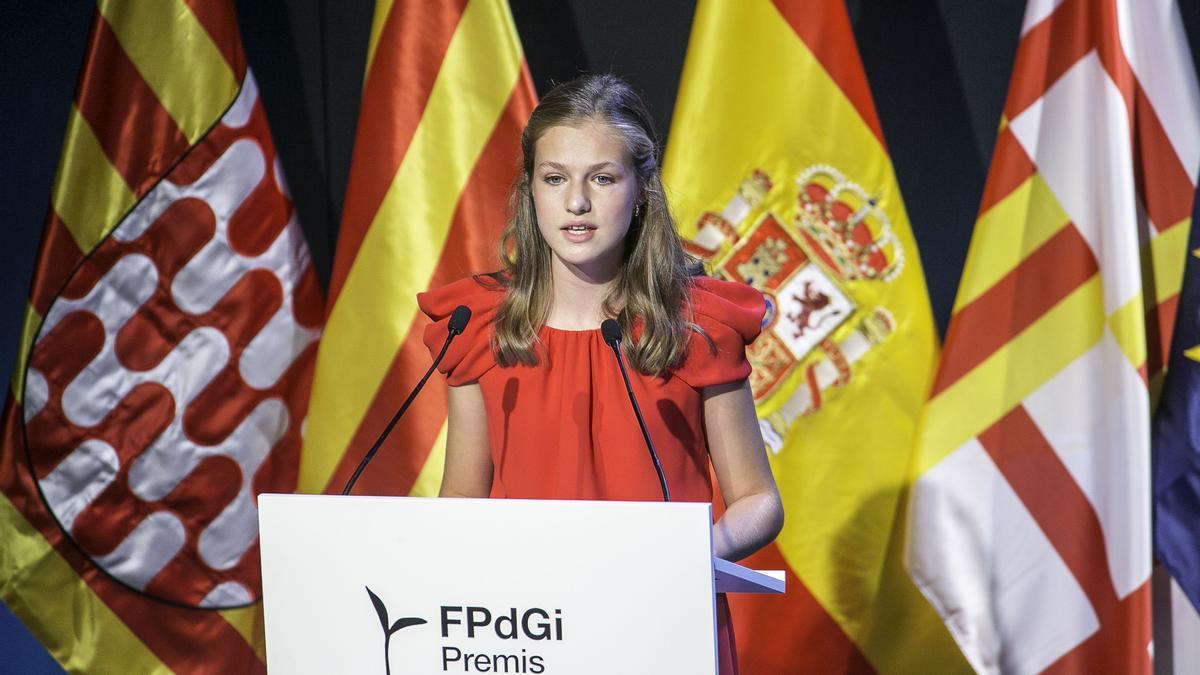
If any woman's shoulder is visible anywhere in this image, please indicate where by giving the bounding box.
[673,276,766,390]
[417,275,506,317]
[688,276,767,340]
[418,275,507,385]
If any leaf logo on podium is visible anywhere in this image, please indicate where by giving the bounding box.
[366,586,428,675]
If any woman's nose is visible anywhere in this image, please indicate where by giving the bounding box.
[566,184,590,215]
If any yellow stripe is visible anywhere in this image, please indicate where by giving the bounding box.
[51,107,137,252]
[364,0,398,81]
[916,276,1106,475]
[0,495,167,673]
[1111,217,1189,371]
[300,0,522,492]
[218,605,266,662]
[952,174,1070,312]
[1108,293,1146,370]
[1149,217,1190,304]
[10,304,43,402]
[409,422,448,497]
[98,0,238,143]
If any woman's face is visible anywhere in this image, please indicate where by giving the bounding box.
[531,120,639,283]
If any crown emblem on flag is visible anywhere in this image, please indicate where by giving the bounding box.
[794,165,903,283]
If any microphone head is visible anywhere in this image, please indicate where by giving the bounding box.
[600,319,622,347]
[448,305,472,335]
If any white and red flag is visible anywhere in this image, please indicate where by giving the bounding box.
[0,1,322,671]
[907,0,1200,673]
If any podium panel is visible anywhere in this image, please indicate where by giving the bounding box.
[259,494,719,674]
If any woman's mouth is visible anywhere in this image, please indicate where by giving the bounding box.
[561,223,596,243]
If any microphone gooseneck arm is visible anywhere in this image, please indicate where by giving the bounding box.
[341,305,471,496]
[601,319,671,502]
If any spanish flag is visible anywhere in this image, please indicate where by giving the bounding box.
[0,1,323,671]
[299,0,535,497]
[663,1,967,671]
[908,0,1199,672]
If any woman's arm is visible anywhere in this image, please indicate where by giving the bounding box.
[439,382,494,498]
[704,379,784,561]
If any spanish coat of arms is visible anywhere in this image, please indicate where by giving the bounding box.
[685,165,903,452]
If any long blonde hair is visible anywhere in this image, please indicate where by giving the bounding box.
[488,73,701,376]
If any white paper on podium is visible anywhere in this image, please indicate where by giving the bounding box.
[260,494,721,674]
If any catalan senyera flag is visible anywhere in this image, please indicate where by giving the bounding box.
[907,0,1200,672]
[299,0,535,497]
[663,1,966,672]
[0,1,323,672]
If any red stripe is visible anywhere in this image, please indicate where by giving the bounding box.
[325,75,536,494]
[1004,0,1094,121]
[180,0,246,78]
[979,407,1150,674]
[0,399,266,673]
[730,542,875,674]
[932,224,1097,397]
[77,17,190,200]
[976,127,1036,215]
[1131,88,1197,233]
[29,212,85,316]
[771,0,886,149]
[326,0,470,306]
[1044,581,1151,674]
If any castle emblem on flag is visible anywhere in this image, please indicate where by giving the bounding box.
[687,165,902,452]
[20,77,321,609]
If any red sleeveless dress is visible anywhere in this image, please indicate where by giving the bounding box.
[418,275,765,675]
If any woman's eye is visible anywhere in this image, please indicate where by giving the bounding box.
[593,174,614,185]
[544,174,564,185]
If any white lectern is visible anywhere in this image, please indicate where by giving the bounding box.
[259,494,782,674]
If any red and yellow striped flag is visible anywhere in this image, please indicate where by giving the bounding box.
[663,1,967,672]
[907,0,1200,672]
[0,1,323,671]
[299,0,535,496]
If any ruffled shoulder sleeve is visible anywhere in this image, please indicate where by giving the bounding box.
[417,276,503,385]
[674,276,766,389]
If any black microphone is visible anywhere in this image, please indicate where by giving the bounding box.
[341,305,472,495]
[600,319,670,502]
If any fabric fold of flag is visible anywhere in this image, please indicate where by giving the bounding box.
[0,1,324,672]
[663,1,963,672]
[300,0,535,497]
[907,0,1200,673]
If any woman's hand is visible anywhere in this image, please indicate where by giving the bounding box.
[704,379,784,561]
[440,382,494,498]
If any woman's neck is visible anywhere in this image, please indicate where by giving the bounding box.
[544,259,619,330]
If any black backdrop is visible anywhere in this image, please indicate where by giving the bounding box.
[4,0,1200,378]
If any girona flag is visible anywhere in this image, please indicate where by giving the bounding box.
[0,2,322,672]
